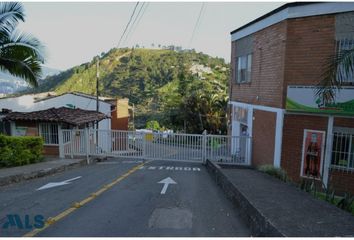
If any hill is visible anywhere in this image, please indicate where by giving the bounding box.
[30,48,230,133]
[0,66,61,95]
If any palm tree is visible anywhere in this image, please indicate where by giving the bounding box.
[316,47,354,102]
[0,2,45,87]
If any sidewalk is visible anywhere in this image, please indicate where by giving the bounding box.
[0,157,87,186]
[206,160,354,237]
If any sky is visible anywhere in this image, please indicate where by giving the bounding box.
[18,2,284,70]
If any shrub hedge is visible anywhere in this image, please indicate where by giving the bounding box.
[0,135,44,168]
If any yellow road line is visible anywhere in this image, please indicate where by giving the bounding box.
[23,161,148,237]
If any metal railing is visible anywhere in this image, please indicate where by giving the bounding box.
[59,129,252,165]
[206,134,251,165]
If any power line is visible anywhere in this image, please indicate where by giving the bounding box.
[188,2,205,48]
[122,2,147,46]
[117,2,140,48]
[126,2,149,46]
[122,2,145,45]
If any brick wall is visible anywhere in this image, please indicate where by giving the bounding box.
[43,145,59,156]
[334,117,354,128]
[252,110,276,166]
[230,21,287,108]
[283,15,335,107]
[281,114,328,182]
[230,14,336,109]
[330,169,354,195]
[111,108,129,130]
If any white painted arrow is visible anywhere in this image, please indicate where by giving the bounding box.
[37,176,82,191]
[158,177,177,194]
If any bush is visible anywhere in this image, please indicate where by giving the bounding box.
[258,164,290,182]
[0,135,44,168]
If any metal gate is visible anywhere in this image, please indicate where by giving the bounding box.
[59,129,252,165]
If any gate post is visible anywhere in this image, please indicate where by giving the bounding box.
[85,128,90,164]
[58,126,64,159]
[70,130,74,159]
[247,136,252,165]
[202,130,207,163]
[142,132,146,159]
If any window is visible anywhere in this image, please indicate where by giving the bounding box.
[331,131,354,170]
[236,54,252,83]
[336,39,354,84]
[233,106,248,124]
[39,123,59,145]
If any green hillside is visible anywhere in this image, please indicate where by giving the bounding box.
[32,47,230,133]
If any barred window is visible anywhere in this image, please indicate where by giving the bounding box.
[331,131,354,170]
[336,39,354,84]
[39,123,59,145]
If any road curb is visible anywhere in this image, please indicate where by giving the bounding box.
[0,159,87,187]
[205,160,284,237]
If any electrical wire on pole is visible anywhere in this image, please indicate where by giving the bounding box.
[117,2,140,48]
[188,2,205,49]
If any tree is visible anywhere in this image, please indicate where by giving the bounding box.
[316,47,354,102]
[0,2,45,87]
[146,120,160,131]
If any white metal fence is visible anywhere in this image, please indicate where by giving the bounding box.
[59,129,252,165]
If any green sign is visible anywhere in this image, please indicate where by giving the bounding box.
[286,86,354,116]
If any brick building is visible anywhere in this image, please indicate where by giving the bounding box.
[229,2,354,194]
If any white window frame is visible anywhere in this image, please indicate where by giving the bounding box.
[236,54,252,83]
[331,127,354,171]
[39,123,59,146]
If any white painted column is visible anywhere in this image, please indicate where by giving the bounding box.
[247,106,253,165]
[273,110,285,168]
[58,125,64,159]
[247,106,254,137]
[323,116,334,188]
[10,122,16,136]
[85,128,90,164]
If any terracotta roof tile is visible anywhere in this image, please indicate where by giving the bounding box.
[4,107,109,126]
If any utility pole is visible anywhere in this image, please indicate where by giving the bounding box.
[96,56,100,114]
[132,103,135,131]
[95,56,99,150]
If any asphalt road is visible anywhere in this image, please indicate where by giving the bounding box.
[0,158,250,237]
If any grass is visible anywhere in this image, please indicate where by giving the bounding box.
[257,164,290,182]
[315,191,354,215]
